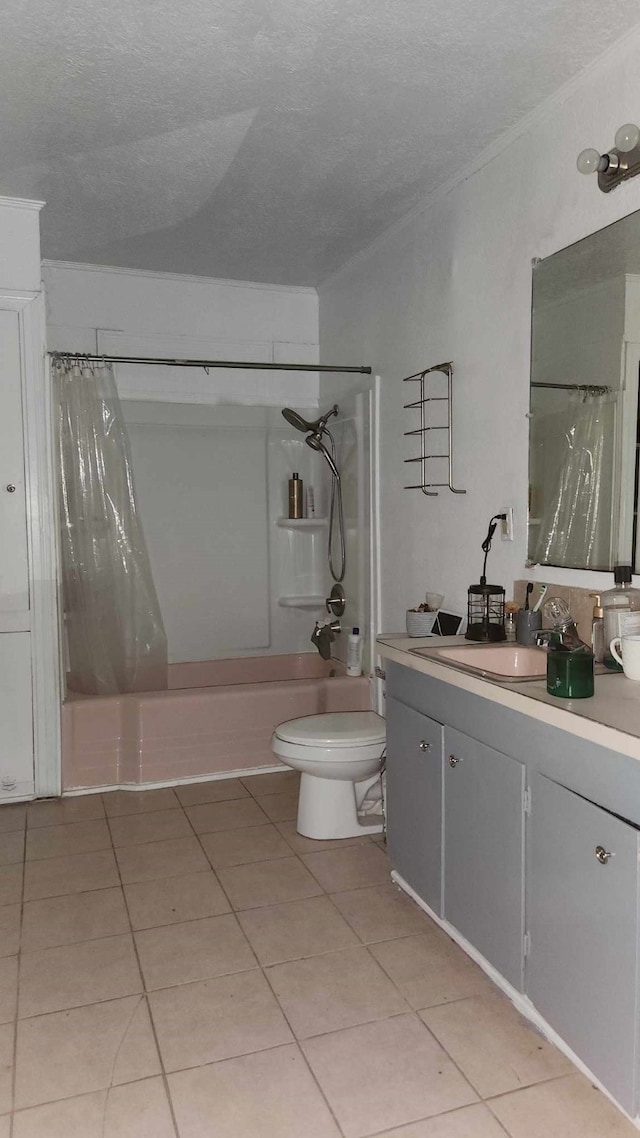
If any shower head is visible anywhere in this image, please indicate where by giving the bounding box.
[281,404,339,435]
[306,432,340,480]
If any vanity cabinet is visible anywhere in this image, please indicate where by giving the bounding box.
[384,656,640,1116]
[443,726,525,990]
[528,772,640,1113]
[386,696,443,914]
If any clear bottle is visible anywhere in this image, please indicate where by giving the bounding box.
[504,602,518,642]
[602,566,640,670]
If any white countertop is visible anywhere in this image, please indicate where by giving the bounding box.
[377,634,640,761]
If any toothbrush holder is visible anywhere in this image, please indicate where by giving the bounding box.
[516,609,542,645]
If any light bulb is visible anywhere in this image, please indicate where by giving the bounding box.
[614,122,640,153]
[576,147,601,175]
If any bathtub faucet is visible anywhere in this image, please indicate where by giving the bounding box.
[311,619,341,660]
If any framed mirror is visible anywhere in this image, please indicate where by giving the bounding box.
[528,209,640,571]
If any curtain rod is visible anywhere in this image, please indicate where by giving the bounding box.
[48,351,371,375]
[531,381,611,393]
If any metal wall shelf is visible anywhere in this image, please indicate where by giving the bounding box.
[403,361,466,496]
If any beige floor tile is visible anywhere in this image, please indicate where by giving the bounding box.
[376,1103,509,1137]
[176,778,250,806]
[19,932,142,1018]
[217,856,323,910]
[421,992,572,1098]
[0,831,24,866]
[276,819,373,854]
[25,819,111,862]
[125,870,229,930]
[185,798,268,834]
[103,788,179,817]
[0,958,18,1023]
[108,808,191,848]
[241,770,299,796]
[21,887,129,951]
[23,848,119,900]
[168,1043,340,1138]
[0,803,27,833]
[332,883,432,943]
[150,969,292,1071]
[135,913,257,990]
[267,945,408,1038]
[0,864,22,905]
[0,1022,13,1115]
[238,894,360,965]
[27,795,105,828]
[488,1072,639,1137]
[199,823,292,868]
[15,995,160,1109]
[0,1117,8,1138]
[302,1014,477,1138]
[254,790,299,822]
[115,836,209,884]
[0,904,20,957]
[370,931,492,1010]
[13,1076,175,1138]
[302,843,390,892]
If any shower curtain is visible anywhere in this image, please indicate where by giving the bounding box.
[533,391,615,570]
[55,359,168,695]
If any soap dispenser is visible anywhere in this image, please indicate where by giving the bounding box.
[589,592,604,664]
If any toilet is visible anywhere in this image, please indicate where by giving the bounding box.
[271,711,386,840]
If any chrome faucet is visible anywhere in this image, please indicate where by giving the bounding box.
[311,619,341,660]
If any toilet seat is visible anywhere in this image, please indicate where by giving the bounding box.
[274,711,385,749]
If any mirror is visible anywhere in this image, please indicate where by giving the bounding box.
[528,209,640,572]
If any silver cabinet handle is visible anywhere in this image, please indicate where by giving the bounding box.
[595,845,612,864]
[448,754,460,767]
[5,484,15,493]
[418,740,431,752]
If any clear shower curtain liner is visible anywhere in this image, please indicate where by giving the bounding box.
[55,359,168,695]
[534,392,615,570]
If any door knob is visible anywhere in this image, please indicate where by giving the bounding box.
[418,740,431,752]
[5,484,15,493]
[595,845,612,864]
[448,754,460,767]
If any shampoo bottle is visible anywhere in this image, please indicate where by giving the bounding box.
[288,473,303,519]
[346,627,364,676]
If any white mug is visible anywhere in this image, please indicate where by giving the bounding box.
[610,635,640,680]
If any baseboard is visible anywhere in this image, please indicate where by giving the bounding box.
[64,764,288,796]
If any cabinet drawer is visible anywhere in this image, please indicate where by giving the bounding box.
[528,773,640,1113]
[386,697,444,914]
[444,725,525,989]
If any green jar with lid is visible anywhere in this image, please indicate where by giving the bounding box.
[546,647,594,699]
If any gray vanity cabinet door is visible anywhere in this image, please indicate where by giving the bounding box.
[386,696,444,914]
[444,726,525,990]
[528,773,640,1113]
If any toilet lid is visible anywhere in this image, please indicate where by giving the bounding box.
[274,711,385,748]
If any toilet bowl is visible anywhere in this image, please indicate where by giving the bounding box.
[271,711,386,840]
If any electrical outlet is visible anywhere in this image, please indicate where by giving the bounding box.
[500,507,514,541]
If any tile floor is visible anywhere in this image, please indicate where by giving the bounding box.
[0,770,636,1136]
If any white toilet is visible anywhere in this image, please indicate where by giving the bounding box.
[271,711,386,840]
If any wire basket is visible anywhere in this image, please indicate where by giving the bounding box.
[406,609,439,637]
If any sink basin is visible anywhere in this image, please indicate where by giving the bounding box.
[411,643,548,680]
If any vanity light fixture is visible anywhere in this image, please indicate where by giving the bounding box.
[577,123,640,193]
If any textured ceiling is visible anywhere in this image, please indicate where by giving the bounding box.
[2,0,640,285]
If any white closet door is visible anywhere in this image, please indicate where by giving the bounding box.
[0,309,28,616]
[0,632,33,797]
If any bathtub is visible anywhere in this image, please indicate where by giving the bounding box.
[61,653,371,791]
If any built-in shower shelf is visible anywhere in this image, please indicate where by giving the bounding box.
[278,595,326,610]
[276,517,328,530]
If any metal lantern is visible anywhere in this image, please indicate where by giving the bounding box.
[466,582,506,642]
[465,513,506,642]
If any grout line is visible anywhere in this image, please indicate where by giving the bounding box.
[9,815,27,1138]
[112,810,181,1138]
